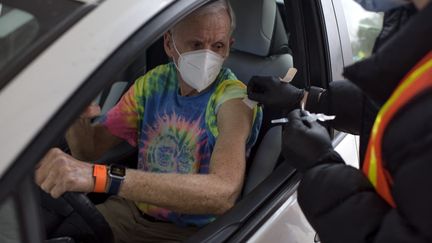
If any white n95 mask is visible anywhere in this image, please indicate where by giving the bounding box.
[172,38,224,92]
[354,0,409,12]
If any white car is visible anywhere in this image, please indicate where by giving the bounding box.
[0,0,381,242]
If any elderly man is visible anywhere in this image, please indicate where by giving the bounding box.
[35,0,262,242]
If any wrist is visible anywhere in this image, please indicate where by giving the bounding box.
[305,86,325,110]
[315,149,343,166]
[106,164,126,195]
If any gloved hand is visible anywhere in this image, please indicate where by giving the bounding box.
[282,109,333,172]
[247,76,305,110]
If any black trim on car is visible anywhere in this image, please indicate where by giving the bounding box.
[302,0,336,137]
[306,0,332,88]
[0,1,96,91]
[284,0,332,94]
[284,0,309,90]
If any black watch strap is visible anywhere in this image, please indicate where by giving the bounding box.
[107,165,125,195]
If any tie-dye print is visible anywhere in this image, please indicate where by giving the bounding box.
[100,62,262,227]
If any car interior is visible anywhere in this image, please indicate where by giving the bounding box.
[68,0,294,192]
[94,0,295,195]
[41,0,311,242]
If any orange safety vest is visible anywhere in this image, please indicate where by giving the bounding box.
[362,51,432,208]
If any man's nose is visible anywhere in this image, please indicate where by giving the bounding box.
[202,44,213,50]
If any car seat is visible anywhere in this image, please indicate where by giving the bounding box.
[224,0,294,195]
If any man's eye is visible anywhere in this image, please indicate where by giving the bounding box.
[215,43,224,49]
[193,42,203,49]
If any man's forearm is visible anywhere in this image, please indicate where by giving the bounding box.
[118,170,242,215]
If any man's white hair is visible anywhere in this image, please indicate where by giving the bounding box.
[173,0,236,35]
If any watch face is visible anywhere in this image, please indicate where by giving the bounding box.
[110,165,126,177]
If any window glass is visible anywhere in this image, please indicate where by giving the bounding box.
[0,0,86,90]
[0,5,39,71]
[340,0,383,61]
[0,197,21,243]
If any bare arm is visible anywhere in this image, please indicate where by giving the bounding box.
[65,104,122,160]
[36,99,254,215]
[119,98,253,214]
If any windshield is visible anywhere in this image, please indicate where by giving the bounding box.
[0,0,94,90]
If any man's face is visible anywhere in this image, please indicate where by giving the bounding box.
[164,9,232,63]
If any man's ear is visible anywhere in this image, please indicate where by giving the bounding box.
[226,37,235,58]
[163,32,174,59]
[229,37,235,47]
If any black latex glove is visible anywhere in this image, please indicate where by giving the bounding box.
[247,76,305,110]
[282,109,333,172]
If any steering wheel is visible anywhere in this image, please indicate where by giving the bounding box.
[44,137,134,242]
[40,189,113,243]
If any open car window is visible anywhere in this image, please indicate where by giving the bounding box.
[340,0,383,61]
[0,5,39,71]
[0,0,92,91]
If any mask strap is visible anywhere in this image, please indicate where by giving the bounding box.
[170,31,182,70]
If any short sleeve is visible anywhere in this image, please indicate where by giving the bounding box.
[206,79,262,151]
[213,80,247,114]
[99,77,145,147]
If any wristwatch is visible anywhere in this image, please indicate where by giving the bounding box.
[107,164,126,195]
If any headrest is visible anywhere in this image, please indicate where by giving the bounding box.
[230,0,277,57]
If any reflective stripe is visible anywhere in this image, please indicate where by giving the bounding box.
[363,51,432,208]
[368,148,377,187]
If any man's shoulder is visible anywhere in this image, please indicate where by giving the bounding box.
[133,63,176,96]
[214,77,246,96]
[206,69,248,111]
[137,63,174,83]
[218,67,241,82]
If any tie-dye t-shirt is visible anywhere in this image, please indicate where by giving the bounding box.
[100,62,262,227]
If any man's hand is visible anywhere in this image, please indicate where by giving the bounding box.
[247,76,305,110]
[282,109,333,172]
[35,148,94,198]
[81,103,102,119]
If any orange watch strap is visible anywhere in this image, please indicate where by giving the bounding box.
[93,164,107,193]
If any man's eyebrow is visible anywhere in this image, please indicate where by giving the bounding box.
[186,38,204,43]
[185,36,227,43]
